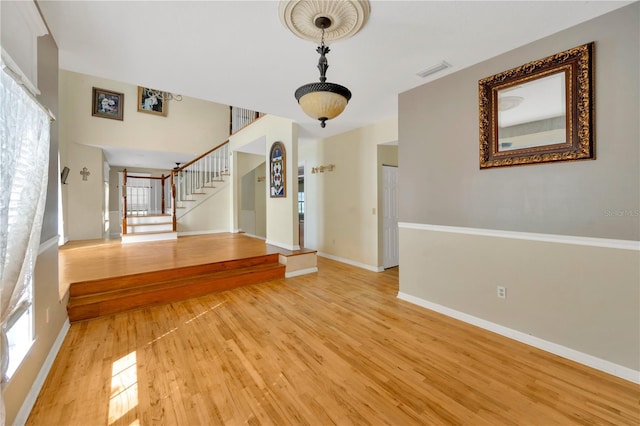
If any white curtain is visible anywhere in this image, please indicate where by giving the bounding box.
[0,67,50,422]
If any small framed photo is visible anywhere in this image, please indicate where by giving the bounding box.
[137,86,168,116]
[92,87,124,120]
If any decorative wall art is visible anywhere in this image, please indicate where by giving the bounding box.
[137,86,168,116]
[92,87,124,120]
[478,42,594,168]
[269,141,286,197]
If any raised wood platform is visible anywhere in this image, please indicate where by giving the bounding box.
[62,234,287,322]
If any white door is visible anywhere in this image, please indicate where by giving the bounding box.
[382,165,399,269]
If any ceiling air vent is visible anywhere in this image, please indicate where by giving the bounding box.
[416,61,451,78]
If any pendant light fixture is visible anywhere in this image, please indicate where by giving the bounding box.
[294,17,351,128]
[279,0,370,128]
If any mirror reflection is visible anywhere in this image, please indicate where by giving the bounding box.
[497,71,567,151]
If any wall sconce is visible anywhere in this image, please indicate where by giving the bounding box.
[60,166,70,184]
[311,164,335,174]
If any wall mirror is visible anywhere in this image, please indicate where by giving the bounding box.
[479,42,594,169]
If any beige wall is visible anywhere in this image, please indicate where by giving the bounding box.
[66,143,105,240]
[400,227,640,370]
[2,12,69,423]
[59,69,230,156]
[299,117,398,268]
[239,162,267,238]
[398,4,640,372]
[177,185,231,234]
[230,115,299,249]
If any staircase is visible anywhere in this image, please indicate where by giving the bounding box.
[67,253,285,322]
[122,214,176,244]
[121,141,231,243]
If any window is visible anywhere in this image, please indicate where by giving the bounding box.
[1,60,51,384]
[4,284,34,379]
[298,191,305,217]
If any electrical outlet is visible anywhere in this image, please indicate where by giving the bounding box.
[497,286,507,299]
[46,307,50,323]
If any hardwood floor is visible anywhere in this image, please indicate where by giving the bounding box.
[33,257,639,425]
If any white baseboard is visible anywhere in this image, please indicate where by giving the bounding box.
[38,236,58,254]
[14,319,71,425]
[177,229,228,237]
[397,292,640,384]
[317,252,383,272]
[286,267,318,278]
[242,233,266,241]
[265,240,300,251]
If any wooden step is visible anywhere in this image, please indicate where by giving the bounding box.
[67,254,284,322]
[121,231,177,244]
[69,254,280,296]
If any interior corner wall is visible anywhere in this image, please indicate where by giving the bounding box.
[299,117,398,268]
[398,4,639,372]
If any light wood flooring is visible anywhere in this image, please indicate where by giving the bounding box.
[59,234,285,299]
[34,256,639,425]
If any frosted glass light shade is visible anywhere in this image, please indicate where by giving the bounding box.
[299,91,348,120]
[295,82,352,127]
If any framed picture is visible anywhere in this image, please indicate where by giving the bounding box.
[92,87,124,120]
[137,86,168,116]
[478,42,594,168]
[270,141,286,198]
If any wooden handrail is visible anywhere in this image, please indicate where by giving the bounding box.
[174,140,230,173]
[122,169,128,235]
[161,174,165,214]
[171,172,177,232]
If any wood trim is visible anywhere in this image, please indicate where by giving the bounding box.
[174,140,229,172]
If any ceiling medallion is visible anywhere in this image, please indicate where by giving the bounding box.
[279,0,370,43]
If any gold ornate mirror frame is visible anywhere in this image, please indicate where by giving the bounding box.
[479,42,594,169]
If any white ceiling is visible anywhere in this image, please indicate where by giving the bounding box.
[38,0,630,169]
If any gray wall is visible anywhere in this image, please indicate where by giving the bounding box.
[37,32,59,242]
[399,4,639,241]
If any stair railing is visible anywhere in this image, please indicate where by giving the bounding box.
[231,106,265,134]
[121,103,257,236]
[170,141,230,230]
[121,170,169,235]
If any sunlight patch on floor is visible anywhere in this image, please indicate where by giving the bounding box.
[109,351,139,425]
